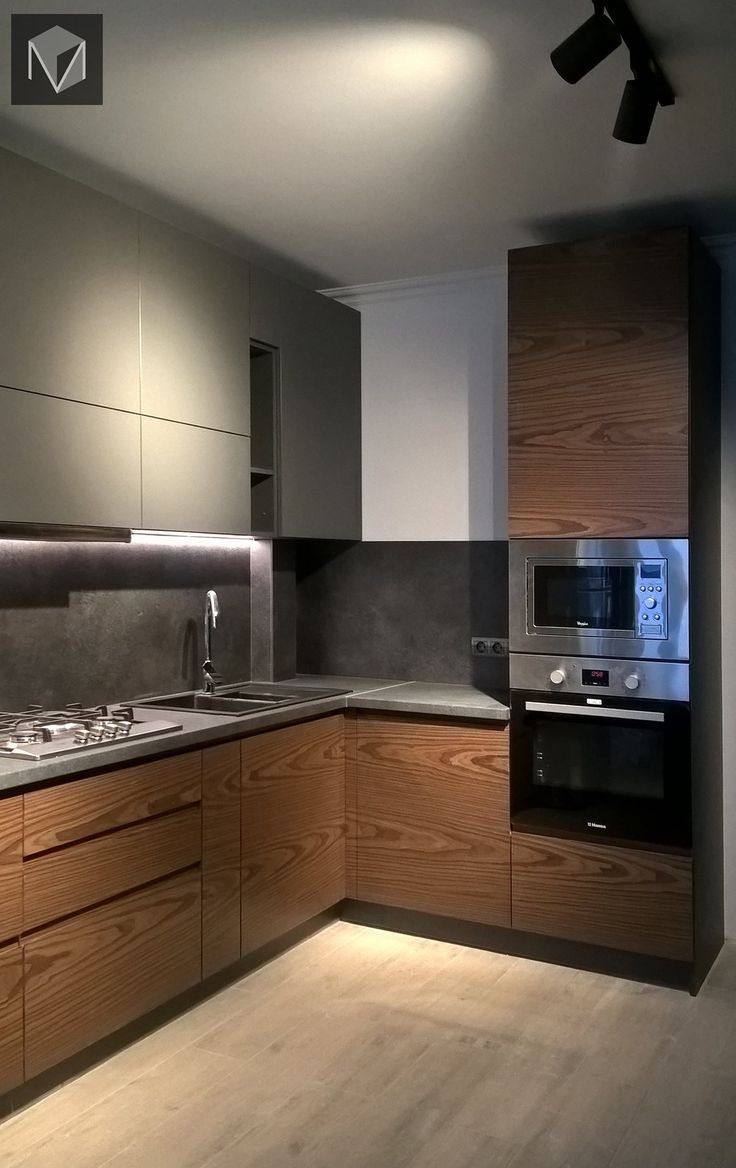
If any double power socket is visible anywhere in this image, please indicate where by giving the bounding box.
[471,637,509,658]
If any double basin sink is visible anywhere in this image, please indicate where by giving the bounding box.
[136,682,352,718]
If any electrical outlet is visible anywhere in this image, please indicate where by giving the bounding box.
[471,637,509,657]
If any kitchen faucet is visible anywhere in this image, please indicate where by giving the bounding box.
[202,589,220,694]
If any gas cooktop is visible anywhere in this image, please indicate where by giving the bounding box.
[0,704,182,761]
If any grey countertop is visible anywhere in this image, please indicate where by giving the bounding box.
[0,675,509,795]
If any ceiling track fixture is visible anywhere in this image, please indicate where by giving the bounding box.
[550,0,675,144]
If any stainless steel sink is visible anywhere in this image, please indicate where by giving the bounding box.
[134,683,352,718]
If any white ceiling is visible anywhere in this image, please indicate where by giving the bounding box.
[1,0,735,287]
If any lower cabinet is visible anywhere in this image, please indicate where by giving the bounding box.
[0,795,22,945]
[511,832,693,962]
[0,943,23,1094]
[353,716,511,927]
[24,869,202,1079]
[241,715,346,955]
[202,742,242,978]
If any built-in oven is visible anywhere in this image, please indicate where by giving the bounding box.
[509,656,691,851]
[509,538,689,661]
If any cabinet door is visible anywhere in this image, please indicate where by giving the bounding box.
[0,146,140,412]
[202,743,241,978]
[355,717,510,927]
[0,796,22,945]
[140,215,250,435]
[24,869,201,1079]
[141,416,250,534]
[250,266,362,539]
[0,943,23,1094]
[508,228,690,538]
[241,715,345,955]
[0,387,141,528]
[511,833,693,961]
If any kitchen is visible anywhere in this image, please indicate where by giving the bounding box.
[1,1,736,1165]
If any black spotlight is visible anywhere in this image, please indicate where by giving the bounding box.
[612,77,659,143]
[550,8,622,84]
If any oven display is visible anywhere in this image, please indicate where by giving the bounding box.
[582,668,609,687]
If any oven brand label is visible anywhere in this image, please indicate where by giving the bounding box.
[587,821,607,830]
[576,620,589,627]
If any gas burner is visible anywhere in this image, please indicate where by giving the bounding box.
[0,703,182,761]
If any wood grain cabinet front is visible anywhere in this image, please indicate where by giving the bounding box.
[0,943,24,1094]
[0,796,22,945]
[508,228,692,538]
[511,832,693,962]
[202,742,242,978]
[24,869,202,1080]
[354,716,511,927]
[241,715,346,955]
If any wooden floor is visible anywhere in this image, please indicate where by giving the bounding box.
[1,922,736,1168]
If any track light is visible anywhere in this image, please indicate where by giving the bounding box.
[551,8,621,85]
[551,0,675,144]
[612,77,658,144]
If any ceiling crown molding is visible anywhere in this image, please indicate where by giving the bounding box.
[320,264,506,305]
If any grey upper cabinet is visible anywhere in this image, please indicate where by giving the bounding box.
[140,216,251,435]
[0,387,141,528]
[141,417,251,535]
[250,267,362,539]
[0,147,141,413]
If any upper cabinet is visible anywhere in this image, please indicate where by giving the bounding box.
[139,215,251,435]
[250,266,362,539]
[0,147,140,413]
[508,228,709,539]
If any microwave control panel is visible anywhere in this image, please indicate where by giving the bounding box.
[635,560,667,639]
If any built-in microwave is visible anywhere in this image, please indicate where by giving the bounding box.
[509,538,689,661]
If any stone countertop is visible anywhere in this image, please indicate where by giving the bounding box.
[0,676,509,795]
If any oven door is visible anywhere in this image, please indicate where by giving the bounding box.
[510,691,691,849]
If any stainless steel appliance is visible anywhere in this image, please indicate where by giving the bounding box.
[0,704,182,761]
[509,537,689,661]
[509,654,690,849]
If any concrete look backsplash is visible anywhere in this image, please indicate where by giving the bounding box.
[0,539,251,710]
[295,541,509,690]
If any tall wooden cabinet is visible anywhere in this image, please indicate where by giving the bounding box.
[508,228,706,539]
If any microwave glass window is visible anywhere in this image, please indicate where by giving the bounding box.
[533,565,635,631]
[533,717,664,803]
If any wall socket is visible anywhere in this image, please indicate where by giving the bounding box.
[471,637,509,657]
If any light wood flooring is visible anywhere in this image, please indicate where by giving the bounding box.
[1,922,736,1168]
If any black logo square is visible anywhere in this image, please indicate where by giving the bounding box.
[11,14,103,105]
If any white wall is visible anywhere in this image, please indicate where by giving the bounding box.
[334,271,507,541]
[331,240,736,937]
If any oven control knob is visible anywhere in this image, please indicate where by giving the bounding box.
[549,669,566,686]
[624,675,640,691]
[644,597,656,609]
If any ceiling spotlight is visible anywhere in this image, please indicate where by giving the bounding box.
[550,7,621,85]
[612,77,658,144]
[551,0,675,144]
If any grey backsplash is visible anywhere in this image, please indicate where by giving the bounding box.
[295,541,509,691]
[0,540,251,710]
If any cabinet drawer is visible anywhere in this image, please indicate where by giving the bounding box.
[0,796,22,944]
[355,717,510,927]
[511,833,693,961]
[0,942,23,1094]
[202,742,241,978]
[24,868,201,1079]
[24,805,201,931]
[23,752,202,855]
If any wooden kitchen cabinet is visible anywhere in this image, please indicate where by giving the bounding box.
[241,715,346,955]
[511,832,693,962]
[202,742,242,977]
[141,416,251,534]
[353,716,511,927]
[508,228,698,538]
[0,943,24,1094]
[0,796,22,945]
[0,146,140,413]
[0,387,142,529]
[24,868,202,1079]
[139,214,251,435]
[250,265,362,539]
